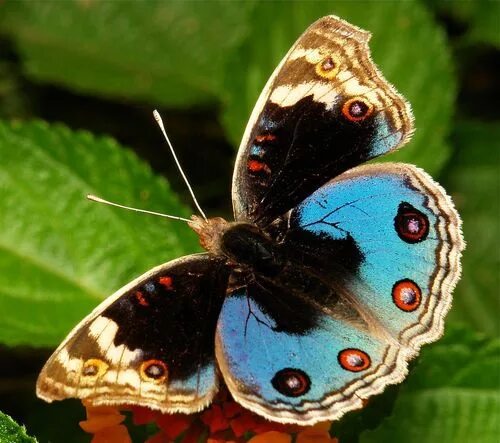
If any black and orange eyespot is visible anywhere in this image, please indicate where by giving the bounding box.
[338,349,371,372]
[140,359,168,383]
[342,97,374,122]
[271,368,311,397]
[82,358,109,378]
[315,55,340,79]
[394,203,429,243]
[392,279,422,312]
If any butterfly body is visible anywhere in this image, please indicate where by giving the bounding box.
[37,15,463,425]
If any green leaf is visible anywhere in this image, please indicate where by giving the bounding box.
[443,121,500,336]
[0,120,199,346]
[221,1,455,175]
[465,0,500,47]
[0,1,254,107]
[426,0,500,47]
[359,327,500,442]
[0,411,37,443]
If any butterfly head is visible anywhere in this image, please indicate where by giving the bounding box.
[189,216,282,276]
[188,215,229,255]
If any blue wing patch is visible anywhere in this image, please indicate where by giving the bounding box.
[216,163,462,424]
[216,287,403,424]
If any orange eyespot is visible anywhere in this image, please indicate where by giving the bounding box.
[338,349,371,372]
[315,55,340,79]
[82,359,109,378]
[342,97,374,122]
[140,359,168,383]
[392,279,422,312]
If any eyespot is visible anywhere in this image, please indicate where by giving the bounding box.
[393,279,421,312]
[82,359,109,378]
[338,349,371,372]
[271,368,311,397]
[342,97,374,122]
[394,203,429,243]
[140,359,168,383]
[315,55,340,79]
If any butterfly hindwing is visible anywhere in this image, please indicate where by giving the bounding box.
[37,254,230,413]
[217,164,462,424]
[216,282,403,425]
[232,15,413,225]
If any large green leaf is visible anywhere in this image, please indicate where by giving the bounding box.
[0,1,254,107]
[359,327,500,442]
[443,121,500,336]
[464,0,500,47]
[426,0,500,47]
[0,412,37,443]
[0,120,199,346]
[221,1,455,175]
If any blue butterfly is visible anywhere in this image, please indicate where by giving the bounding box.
[37,15,463,425]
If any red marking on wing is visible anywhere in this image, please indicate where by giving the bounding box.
[159,276,173,290]
[135,291,149,307]
[247,160,271,174]
[254,134,277,143]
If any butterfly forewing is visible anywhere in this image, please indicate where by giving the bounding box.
[37,254,229,414]
[232,15,413,225]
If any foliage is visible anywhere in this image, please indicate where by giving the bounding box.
[360,327,500,442]
[0,412,37,443]
[443,122,500,336]
[0,121,198,347]
[0,0,497,442]
[334,327,500,442]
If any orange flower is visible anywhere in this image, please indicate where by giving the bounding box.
[79,401,131,443]
[296,422,339,443]
[247,431,292,443]
[81,388,338,443]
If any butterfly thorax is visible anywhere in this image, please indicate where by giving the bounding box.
[189,215,283,277]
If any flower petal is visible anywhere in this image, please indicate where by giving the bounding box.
[201,404,230,434]
[296,430,333,443]
[156,413,192,439]
[90,424,132,443]
[248,431,292,443]
[131,406,159,425]
[79,414,125,433]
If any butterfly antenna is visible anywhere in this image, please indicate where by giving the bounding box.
[153,110,208,221]
[86,194,192,223]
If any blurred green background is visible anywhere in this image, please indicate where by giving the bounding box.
[0,0,498,442]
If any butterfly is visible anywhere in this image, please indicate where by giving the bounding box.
[37,15,463,425]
